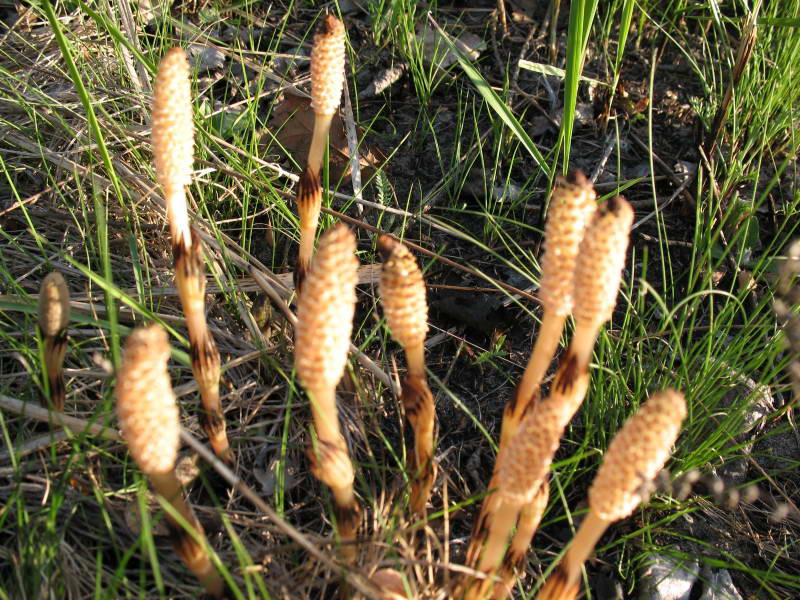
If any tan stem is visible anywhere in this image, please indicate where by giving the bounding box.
[404,342,426,380]
[308,387,343,448]
[165,189,192,251]
[295,113,334,291]
[551,510,610,596]
[462,500,522,600]
[149,471,225,598]
[308,113,334,174]
[331,483,360,563]
[307,386,361,563]
[492,479,550,600]
[174,234,232,464]
[295,169,321,292]
[401,373,436,514]
[466,310,565,568]
[43,332,68,412]
[569,320,602,371]
[502,310,567,444]
[401,342,436,512]
[533,565,580,600]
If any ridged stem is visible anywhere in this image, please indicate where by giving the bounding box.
[308,113,334,177]
[307,386,361,563]
[460,350,591,600]
[149,471,226,598]
[466,310,565,567]
[174,230,232,464]
[294,106,335,292]
[401,342,436,513]
[42,333,68,412]
[492,479,550,600]
[534,511,607,600]
[38,272,70,412]
[463,501,521,600]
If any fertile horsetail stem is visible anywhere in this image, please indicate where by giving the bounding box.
[511,170,597,422]
[491,480,549,600]
[460,358,590,600]
[295,223,361,561]
[463,194,634,599]
[116,324,225,598]
[294,14,346,291]
[378,235,436,514]
[38,272,70,412]
[495,194,635,596]
[467,171,596,569]
[152,47,193,250]
[152,47,232,464]
[569,195,635,362]
[536,390,686,600]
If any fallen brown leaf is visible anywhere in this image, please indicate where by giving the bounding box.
[261,93,384,183]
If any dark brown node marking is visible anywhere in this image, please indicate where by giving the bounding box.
[509,387,540,420]
[48,374,65,409]
[605,194,626,215]
[414,457,436,484]
[306,437,341,472]
[401,390,422,420]
[501,548,518,570]
[334,502,362,533]
[191,336,220,372]
[553,352,580,394]
[175,241,205,280]
[293,261,307,293]
[171,238,186,266]
[168,521,205,565]
[199,410,225,436]
[52,329,68,348]
[296,167,321,214]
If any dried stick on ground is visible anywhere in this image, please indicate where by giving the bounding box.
[38,272,70,412]
[152,47,232,463]
[116,324,225,598]
[295,223,362,562]
[378,235,436,514]
[466,170,596,568]
[463,195,634,600]
[536,390,687,600]
[294,14,346,291]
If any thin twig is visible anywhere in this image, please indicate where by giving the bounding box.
[0,394,122,443]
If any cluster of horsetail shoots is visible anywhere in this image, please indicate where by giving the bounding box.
[536,390,687,600]
[461,359,591,600]
[294,14,346,291]
[116,324,225,598]
[38,272,70,412]
[496,194,636,594]
[294,223,362,561]
[378,235,436,514]
[466,171,596,569]
[152,47,232,464]
[462,188,634,600]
